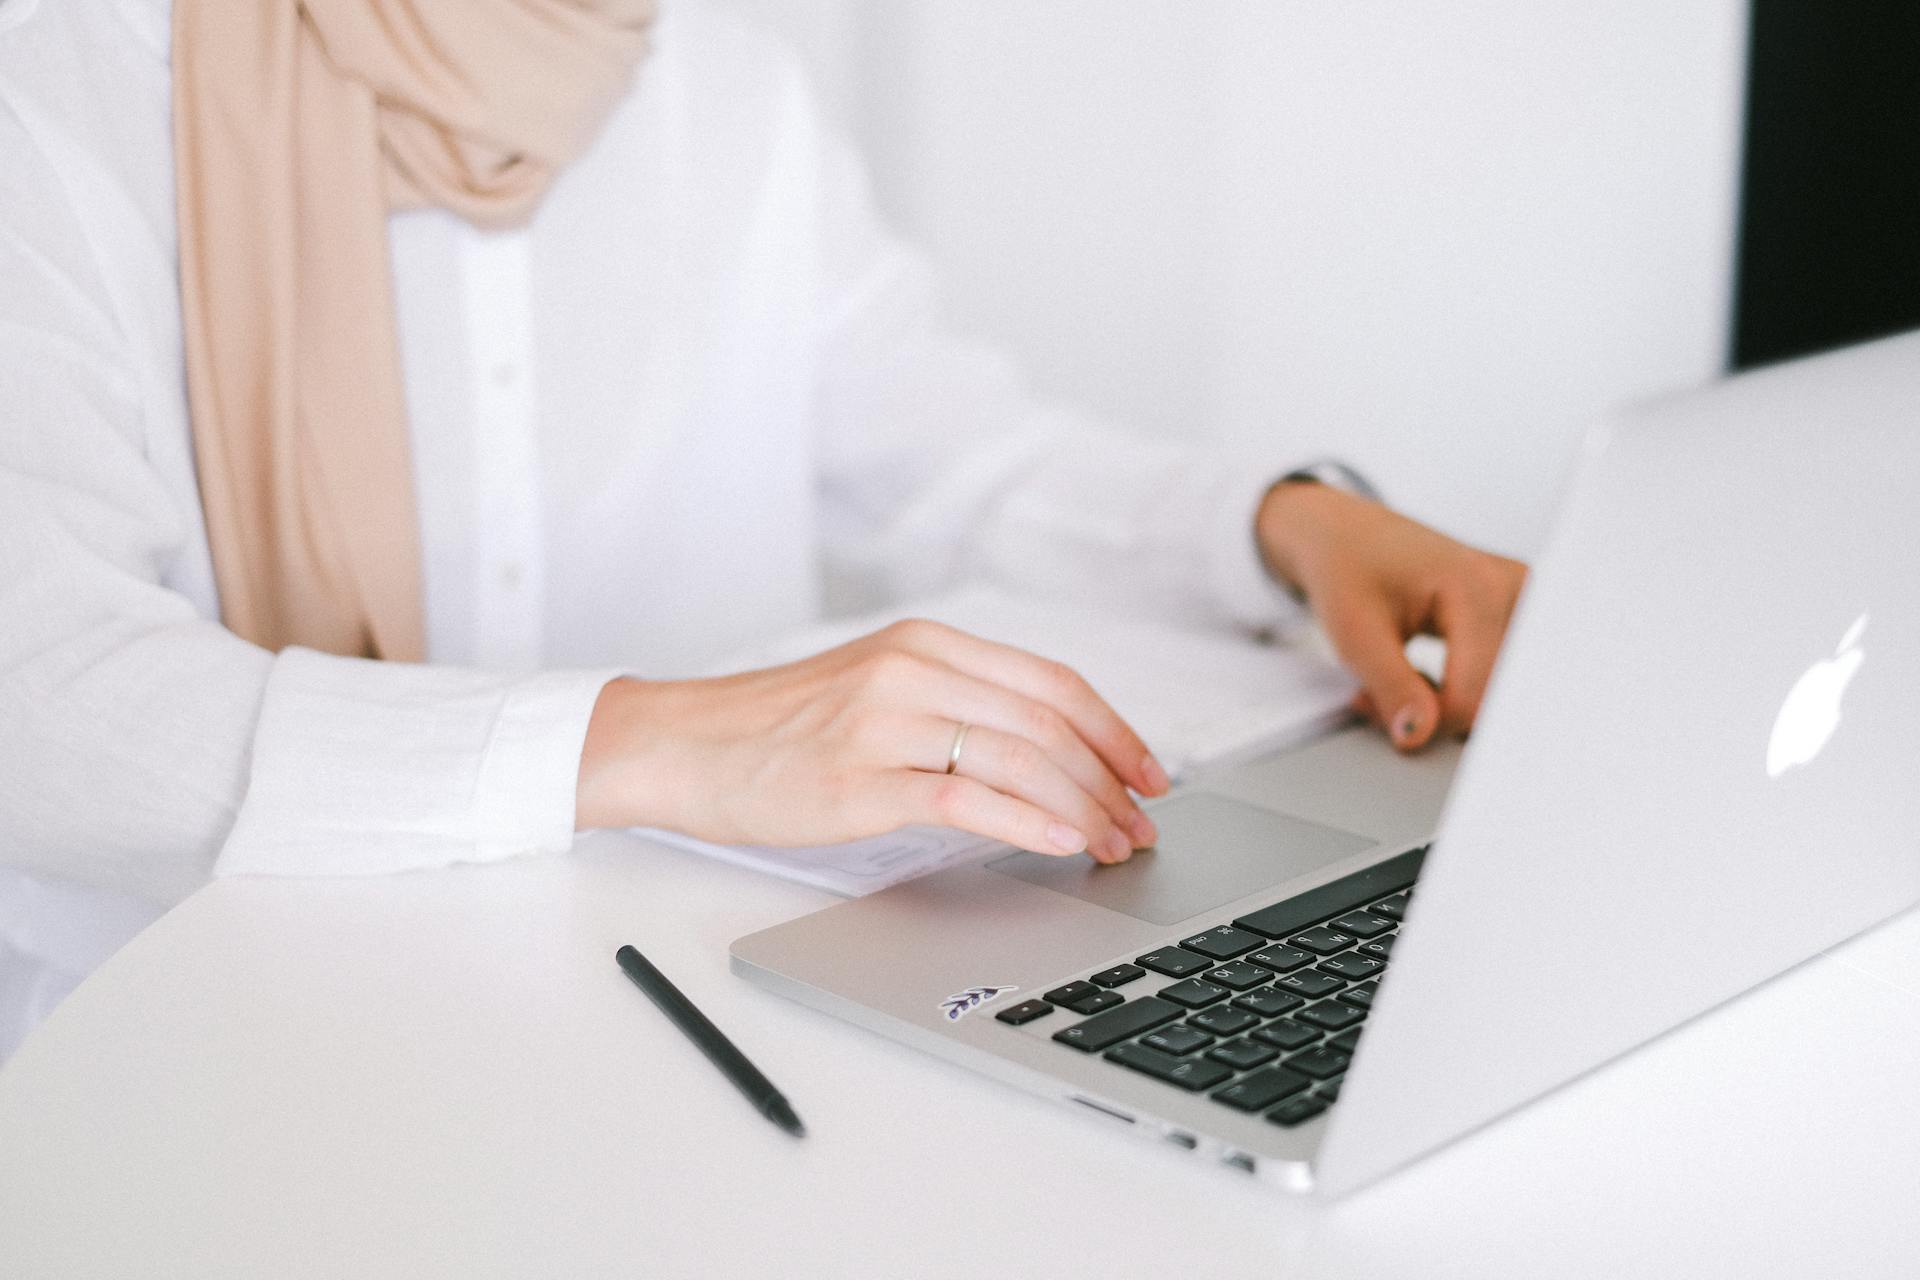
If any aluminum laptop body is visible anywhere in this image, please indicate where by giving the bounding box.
[732,331,1920,1195]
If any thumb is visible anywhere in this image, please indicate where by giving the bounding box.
[1320,596,1442,752]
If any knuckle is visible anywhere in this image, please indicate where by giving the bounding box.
[929,776,974,823]
[882,616,944,647]
[1467,555,1518,602]
[1020,702,1067,745]
[1002,738,1045,777]
[857,648,919,689]
[1039,658,1088,699]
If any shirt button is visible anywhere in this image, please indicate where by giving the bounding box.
[497,561,525,591]
[490,362,520,388]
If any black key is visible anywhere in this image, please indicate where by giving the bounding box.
[1211,1065,1311,1112]
[1356,933,1396,960]
[1327,1027,1364,1053]
[1287,1047,1352,1079]
[1090,963,1147,989]
[1274,970,1344,998]
[1158,977,1230,1009]
[1368,891,1411,923]
[1296,1001,1365,1031]
[1044,980,1100,1007]
[1266,1096,1328,1127]
[1063,989,1123,1016]
[1179,925,1265,962]
[1251,1019,1320,1051]
[1141,1024,1214,1056]
[1234,847,1426,939]
[1203,962,1269,992]
[1106,1042,1234,1092]
[1233,988,1305,1018]
[1317,953,1385,981]
[1207,1038,1280,1070]
[1188,1006,1259,1037]
[1135,947,1211,978]
[1329,910,1392,939]
[995,998,1053,1026]
[1316,1078,1344,1103]
[1052,995,1181,1052]
[1288,927,1350,955]
[1247,945,1313,973]
[1337,979,1379,1010]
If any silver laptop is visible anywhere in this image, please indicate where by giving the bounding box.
[732,331,1920,1196]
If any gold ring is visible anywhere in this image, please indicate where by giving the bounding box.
[944,722,972,775]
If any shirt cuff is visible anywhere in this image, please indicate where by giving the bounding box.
[1200,463,1311,635]
[215,649,623,878]
[1204,457,1383,635]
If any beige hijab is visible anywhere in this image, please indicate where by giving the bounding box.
[173,0,655,660]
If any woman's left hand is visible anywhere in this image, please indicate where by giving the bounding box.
[1255,480,1529,751]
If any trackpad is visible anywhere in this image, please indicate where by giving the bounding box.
[986,792,1376,926]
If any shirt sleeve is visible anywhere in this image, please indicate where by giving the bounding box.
[802,116,1309,637]
[0,103,615,903]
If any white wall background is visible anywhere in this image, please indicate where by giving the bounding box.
[719,1,1749,558]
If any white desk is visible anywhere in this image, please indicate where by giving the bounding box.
[2,829,1917,1279]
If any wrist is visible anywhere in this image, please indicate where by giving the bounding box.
[1255,477,1346,595]
[576,677,683,831]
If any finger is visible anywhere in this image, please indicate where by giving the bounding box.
[911,718,1134,863]
[882,620,1168,796]
[1432,591,1504,735]
[1349,688,1378,723]
[874,648,1157,846]
[886,770,1090,858]
[1318,593,1441,752]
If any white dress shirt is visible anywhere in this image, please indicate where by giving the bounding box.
[0,0,1306,1055]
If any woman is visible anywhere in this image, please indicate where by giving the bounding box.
[0,0,1525,1056]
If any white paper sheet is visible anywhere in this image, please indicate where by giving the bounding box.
[635,587,1360,897]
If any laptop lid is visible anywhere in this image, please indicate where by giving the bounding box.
[1315,331,1920,1195]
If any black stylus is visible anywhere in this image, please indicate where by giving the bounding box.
[613,944,806,1138]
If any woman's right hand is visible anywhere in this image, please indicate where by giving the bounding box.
[575,619,1169,863]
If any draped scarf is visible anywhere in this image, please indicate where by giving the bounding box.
[173,0,655,659]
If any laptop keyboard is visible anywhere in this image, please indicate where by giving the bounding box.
[997,845,1425,1130]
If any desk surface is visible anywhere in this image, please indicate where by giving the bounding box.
[3,830,1917,1279]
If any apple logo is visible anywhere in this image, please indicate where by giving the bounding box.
[1767,613,1868,779]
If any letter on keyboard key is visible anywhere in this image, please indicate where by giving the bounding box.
[1275,970,1344,998]
[1203,962,1269,991]
[1316,953,1383,981]
[1329,910,1392,939]
[1179,925,1265,961]
[1135,947,1211,978]
[1247,945,1313,973]
[1156,978,1230,1009]
[1286,1047,1351,1079]
[1295,1001,1365,1031]
[1050,996,1182,1053]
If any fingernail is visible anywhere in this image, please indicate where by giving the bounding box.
[1048,822,1088,854]
[1393,704,1422,746]
[1139,753,1170,795]
[1106,829,1132,862]
[1126,810,1158,846]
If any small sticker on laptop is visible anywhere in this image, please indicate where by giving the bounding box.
[939,986,1018,1021]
